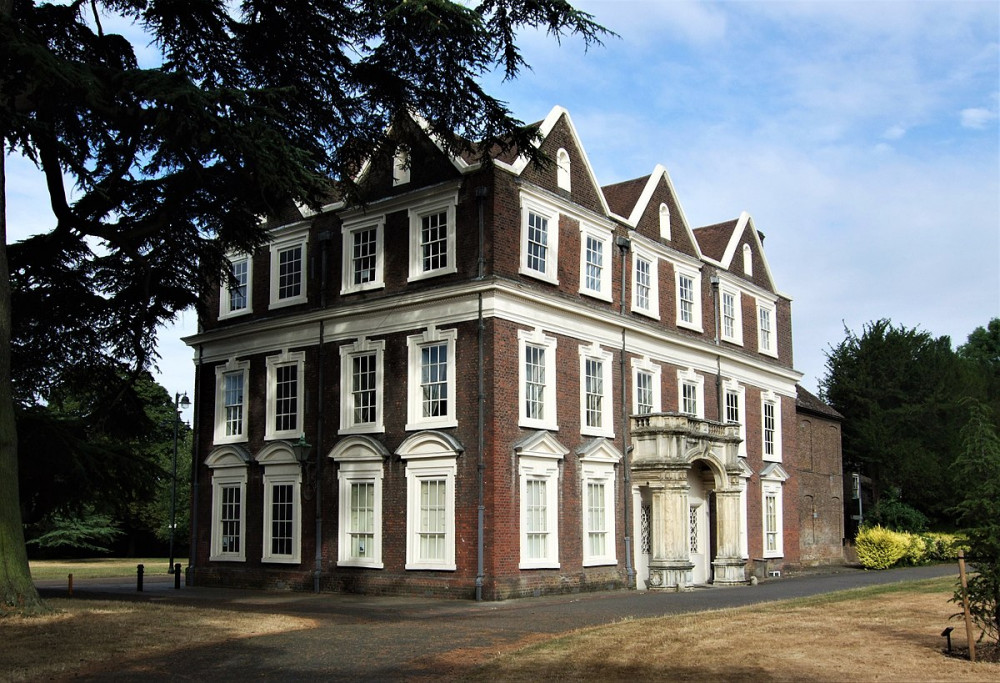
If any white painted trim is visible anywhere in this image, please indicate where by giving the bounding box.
[399,435,459,571]
[519,327,559,431]
[407,191,459,282]
[519,193,561,285]
[219,253,253,320]
[213,358,249,445]
[579,342,615,438]
[631,246,660,320]
[578,221,613,302]
[264,351,305,441]
[268,225,309,310]
[339,338,386,435]
[341,216,385,295]
[187,281,802,396]
[405,326,458,431]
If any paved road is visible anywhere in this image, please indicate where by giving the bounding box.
[37,564,957,681]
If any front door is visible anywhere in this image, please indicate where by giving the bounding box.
[688,466,711,584]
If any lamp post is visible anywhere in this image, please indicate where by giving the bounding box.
[169,391,191,574]
[292,433,313,466]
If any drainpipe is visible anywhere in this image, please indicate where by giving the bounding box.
[315,231,331,593]
[475,186,488,601]
[615,235,635,589]
[189,344,203,581]
[710,274,722,421]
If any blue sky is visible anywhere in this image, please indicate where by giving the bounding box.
[5,0,999,400]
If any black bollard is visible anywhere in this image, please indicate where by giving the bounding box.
[174,563,181,589]
[137,563,144,592]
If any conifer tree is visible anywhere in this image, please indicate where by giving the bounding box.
[0,0,607,611]
[951,400,1000,646]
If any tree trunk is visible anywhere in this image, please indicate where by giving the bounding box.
[0,142,43,612]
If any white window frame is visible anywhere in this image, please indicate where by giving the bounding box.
[743,243,753,276]
[579,342,614,438]
[579,441,620,567]
[675,265,703,332]
[258,443,302,564]
[268,227,308,309]
[757,299,777,357]
[556,148,571,191]
[631,248,660,319]
[519,193,560,285]
[760,463,788,559]
[407,193,458,282]
[518,328,558,431]
[207,448,249,562]
[331,437,387,569]
[678,368,705,419]
[265,350,305,441]
[341,216,385,295]
[405,326,458,431]
[516,432,567,570]
[398,433,460,571]
[761,390,783,462]
[723,378,747,458]
[659,203,671,240]
[213,358,249,445]
[631,356,662,415]
[339,338,385,435]
[578,223,613,302]
[720,286,743,345]
[219,254,252,319]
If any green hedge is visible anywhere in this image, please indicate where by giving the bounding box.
[855,527,964,569]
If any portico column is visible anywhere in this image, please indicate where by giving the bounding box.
[647,464,694,590]
[712,477,748,585]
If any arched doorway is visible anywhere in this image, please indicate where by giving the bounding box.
[687,460,717,585]
[629,413,747,590]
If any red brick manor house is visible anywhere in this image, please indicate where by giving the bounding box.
[184,106,844,599]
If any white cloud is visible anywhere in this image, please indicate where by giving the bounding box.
[883,125,907,140]
[960,106,997,129]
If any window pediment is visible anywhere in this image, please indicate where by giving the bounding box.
[513,430,568,460]
[576,438,622,464]
[760,462,790,482]
[396,430,464,460]
[329,435,390,463]
[206,445,252,469]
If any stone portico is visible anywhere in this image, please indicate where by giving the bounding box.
[631,413,748,590]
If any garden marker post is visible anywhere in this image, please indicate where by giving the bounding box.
[958,550,976,662]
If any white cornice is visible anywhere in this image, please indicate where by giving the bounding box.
[185,277,801,395]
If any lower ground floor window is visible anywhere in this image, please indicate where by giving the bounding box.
[398,431,461,571]
[206,446,250,562]
[258,446,303,564]
[760,464,787,559]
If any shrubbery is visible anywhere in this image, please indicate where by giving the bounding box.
[855,526,907,569]
[855,526,963,569]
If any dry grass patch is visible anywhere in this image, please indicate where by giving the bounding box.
[29,558,186,580]
[1,599,314,681]
[474,578,999,681]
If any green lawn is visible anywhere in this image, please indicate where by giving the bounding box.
[30,558,188,581]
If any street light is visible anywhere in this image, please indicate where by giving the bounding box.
[169,391,191,574]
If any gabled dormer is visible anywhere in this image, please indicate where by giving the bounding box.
[498,106,609,218]
[694,211,777,294]
[604,165,701,260]
[352,114,466,202]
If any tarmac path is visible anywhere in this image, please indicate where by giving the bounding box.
[37,564,957,681]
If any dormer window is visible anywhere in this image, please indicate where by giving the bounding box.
[556,148,571,192]
[393,146,410,186]
[659,203,671,240]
